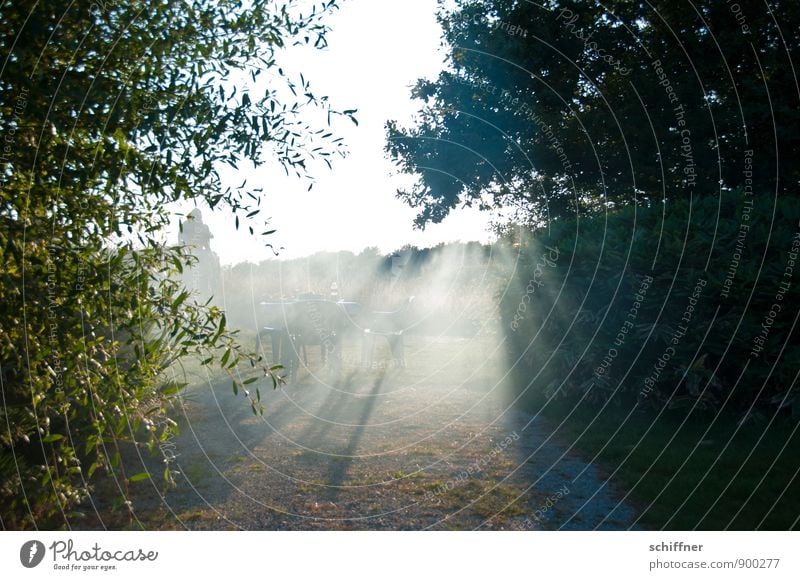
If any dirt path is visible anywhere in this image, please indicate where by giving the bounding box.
[126,335,639,530]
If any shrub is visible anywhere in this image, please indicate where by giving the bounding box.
[0,0,351,529]
[501,191,800,419]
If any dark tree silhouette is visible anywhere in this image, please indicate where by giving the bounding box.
[387,0,799,227]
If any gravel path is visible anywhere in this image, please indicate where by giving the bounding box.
[122,335,639,530]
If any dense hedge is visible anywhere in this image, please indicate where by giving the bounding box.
[501,191,800,419]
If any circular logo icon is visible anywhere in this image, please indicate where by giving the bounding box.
[20,540,46,568]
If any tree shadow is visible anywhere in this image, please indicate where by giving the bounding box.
[298,371,390,503]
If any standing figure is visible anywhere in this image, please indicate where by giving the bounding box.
[179,209,221,300]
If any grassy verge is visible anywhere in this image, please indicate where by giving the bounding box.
[534,398,800,530]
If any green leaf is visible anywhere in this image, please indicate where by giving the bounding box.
[115,416,128,436]
[42,434,64,443]
[161,381,188,396]
[211,314,227,344]
[129,472,151,483]
[173,290,190,310]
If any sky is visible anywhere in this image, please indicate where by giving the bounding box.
[173,0,496,265]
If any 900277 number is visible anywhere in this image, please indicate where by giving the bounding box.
[736,558,780,569]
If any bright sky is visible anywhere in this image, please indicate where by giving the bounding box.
[175,0,495,265]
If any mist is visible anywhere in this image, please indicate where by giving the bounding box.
[133,228,643,532]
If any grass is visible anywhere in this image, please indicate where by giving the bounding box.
[180,457,217,484]
[533,398,800,530]
[443,480,530,524]
[295,479,329,494]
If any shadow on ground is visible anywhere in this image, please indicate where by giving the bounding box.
[92,334,639,530]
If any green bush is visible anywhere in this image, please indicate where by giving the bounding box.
[0,242,227,526]
[501,191,800,419]
[0,0,351,529]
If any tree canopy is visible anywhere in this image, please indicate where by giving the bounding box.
[386,0,800,227]
[0,0,353,528]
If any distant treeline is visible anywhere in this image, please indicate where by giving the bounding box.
[217,241,504,336]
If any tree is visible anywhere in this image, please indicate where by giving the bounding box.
[0,0,355,528]
[386,0,800,228]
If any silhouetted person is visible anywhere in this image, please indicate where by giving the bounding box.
[179,208,212,251]
[179,209,220,300]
